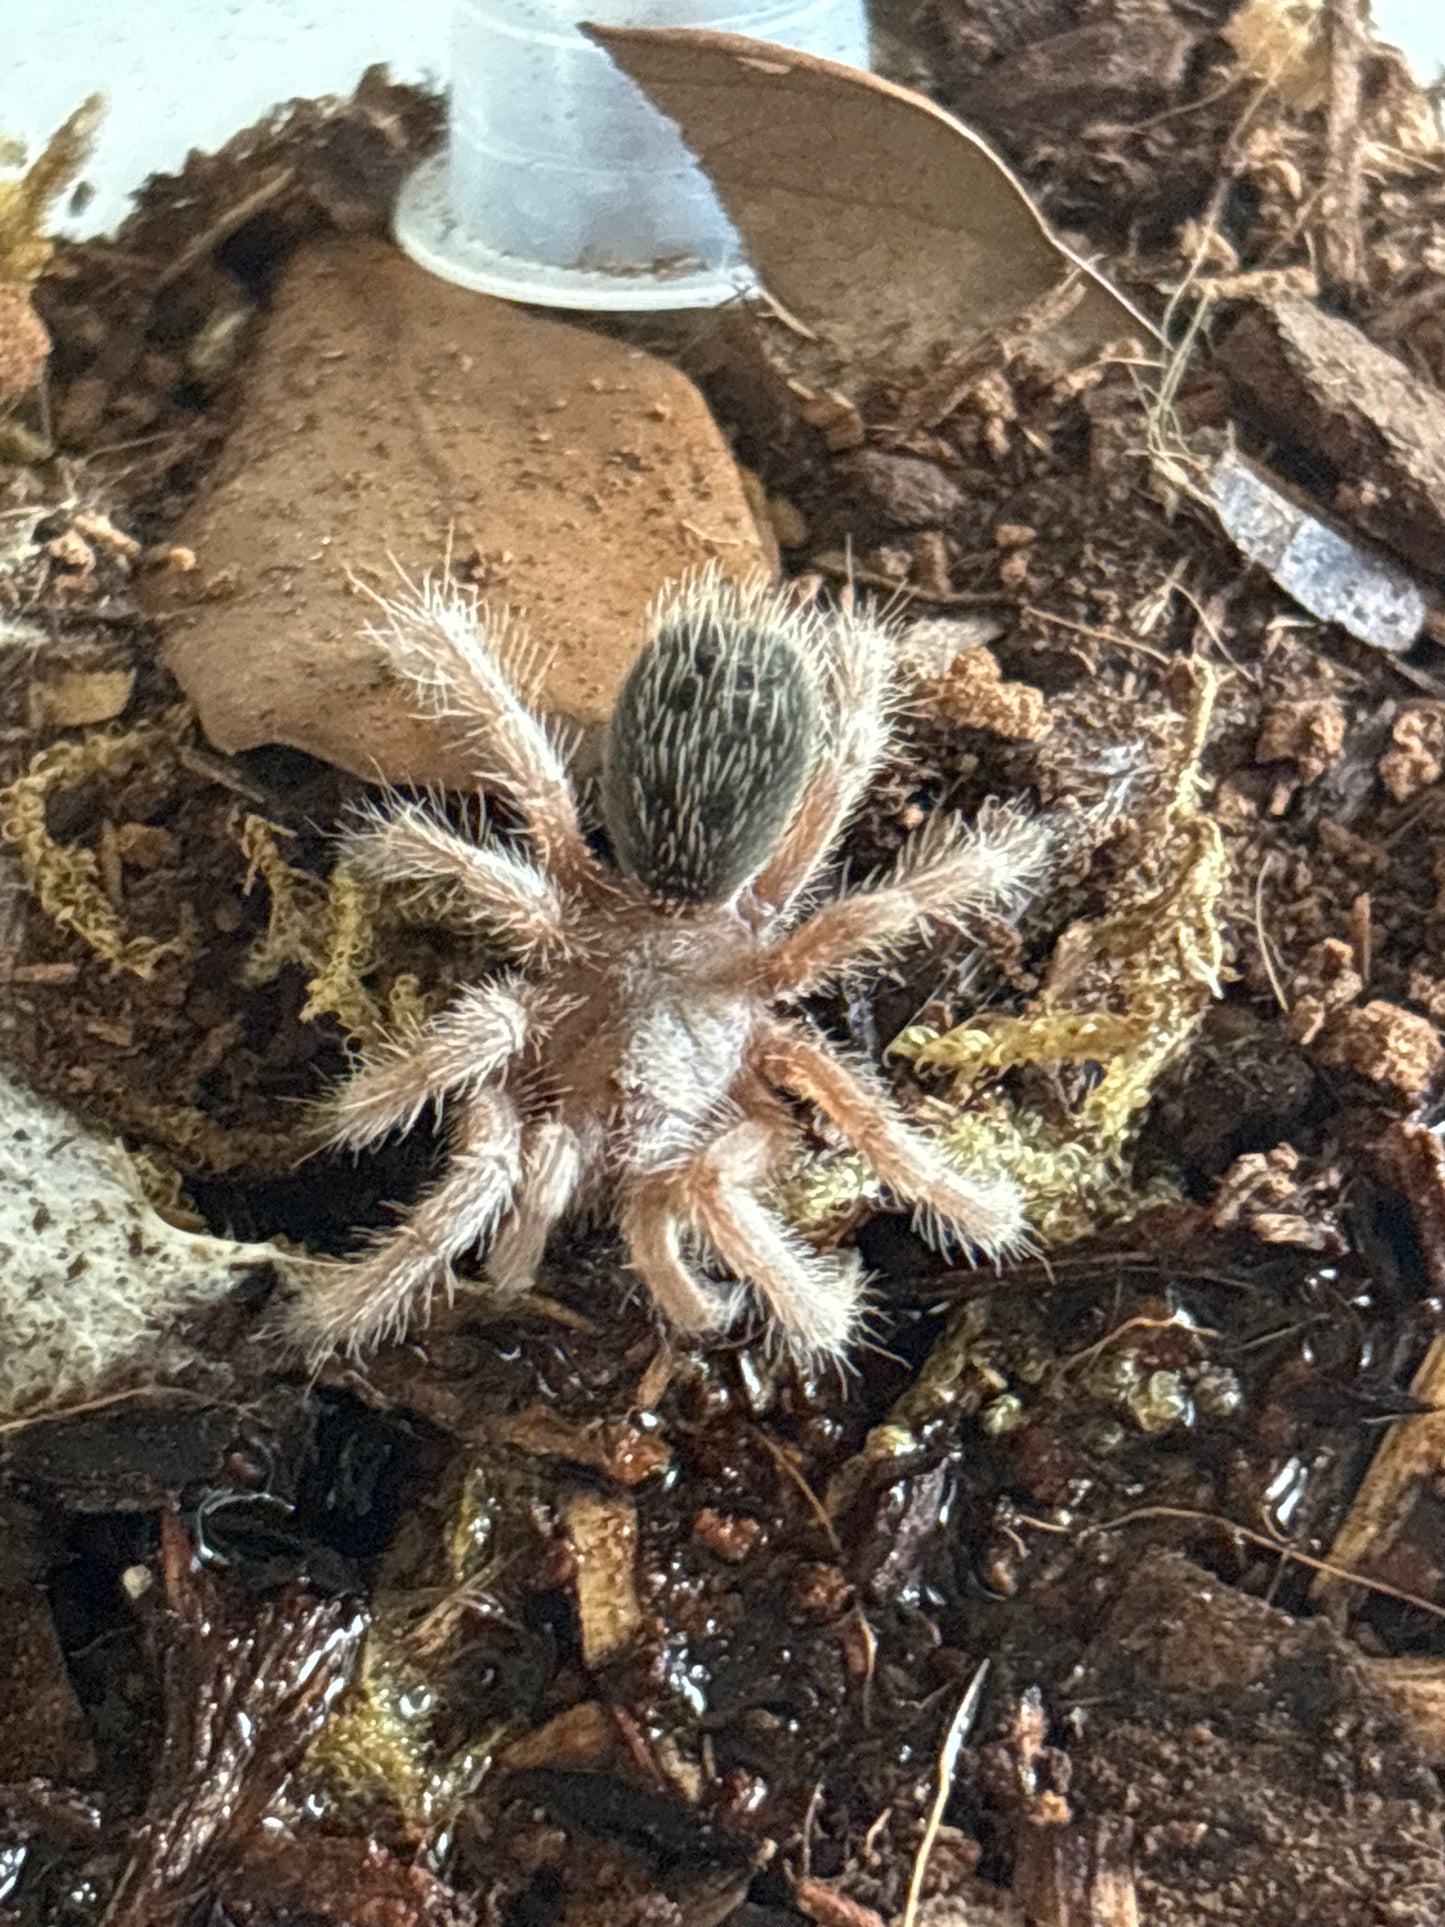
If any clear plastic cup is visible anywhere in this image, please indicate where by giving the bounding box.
[394,0,870,311]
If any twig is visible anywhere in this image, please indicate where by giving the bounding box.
[750,1424,842,1554]
[1320,0,1369,294]
[1021,603,1174,666]
[901,1659,990,1927]
[1085,1503,1445,1621]
[808,552,1013,609]
[1253,851,1291,1013]
[1061,1311,1220,1377]
[152,165,296,294]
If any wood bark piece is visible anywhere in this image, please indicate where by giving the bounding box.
[564,1490,643,1669]
[1316,1123,1445,1614]
[144,238,772,787]
[1218,297,1445,577]
[1366,1657,1445,1763]
[1011,1816,1139,1927]
[1066,1550,1445,1922]
[0,1583,95,1782]
[1210,448,1424,653]
[586,29,1154,405]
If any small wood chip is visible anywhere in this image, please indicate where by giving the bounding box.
[793,1877,886,1927]
[1316,1000,1444,1104]
[487,1405,670,1486]
[924,648,1051,742]
[564,1490,643,1668]
[692,1508,762,1563]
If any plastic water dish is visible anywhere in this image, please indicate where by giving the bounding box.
[394,0,870,311]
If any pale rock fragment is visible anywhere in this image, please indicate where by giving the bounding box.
[1211,451,1425,654]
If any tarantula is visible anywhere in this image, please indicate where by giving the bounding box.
[292,572,1053,1364]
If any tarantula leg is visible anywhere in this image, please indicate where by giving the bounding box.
[679,1123,864,1356]
[746,804,1055,1000]
[363,577,596,887]
[347,799,574,956]
[750,602,895,914]
[290,1089,523,1362]
[618,1186,737,1333]
[485,1118,582,1299]
[753,1020,1028,1259]
[323,980,532,1150]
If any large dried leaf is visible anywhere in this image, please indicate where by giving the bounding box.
[587,28,1154,398]
[0,1066,290,1422]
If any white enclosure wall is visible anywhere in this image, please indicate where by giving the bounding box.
[0,0,1441,239]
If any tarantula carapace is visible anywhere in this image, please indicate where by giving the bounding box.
[293,573,1053,1363]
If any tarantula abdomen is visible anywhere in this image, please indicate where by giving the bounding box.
[601,579,822,904]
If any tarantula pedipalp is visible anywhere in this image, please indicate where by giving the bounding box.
[294,573,1054,1364]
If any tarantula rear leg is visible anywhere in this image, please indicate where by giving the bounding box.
[748,805,1056,1001]
[345,800,575,958]
[290,1088,523,1362]
[754,1020,1028,1259]
[362,579,598,889]
[676,1122,866,1357]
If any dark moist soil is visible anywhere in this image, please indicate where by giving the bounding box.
[5,8,1445,1925]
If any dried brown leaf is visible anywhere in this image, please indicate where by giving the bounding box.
[103,1544,367,1927]
[585,29,1154,403]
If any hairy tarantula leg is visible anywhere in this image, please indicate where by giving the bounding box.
[323,980,531,1150]
[363,577,595,886]
[618,1187,736,1333]
[485,1118,582,1299]
[747,804,1055,1000]
[691,1180,863,1358]
[677,1123,863,1355]
[291,1089,523,1362]
[347,799,573,956]
[750,601,895,914]
[753,1020,1028,1258]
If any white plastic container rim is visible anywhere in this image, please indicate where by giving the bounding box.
[395,0,871,310]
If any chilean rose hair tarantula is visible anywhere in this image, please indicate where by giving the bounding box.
[293,572,1054,1364]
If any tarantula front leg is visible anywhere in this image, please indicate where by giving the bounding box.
[324,979,533,1150]
[485,1118,582,1299]
[291,1087,524,1362]
[752,1019,1027,1259]
[347,799,575,957]
[673,1121,865,1356]
[746,805,1054,1001]
[618,1182,738,1334]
